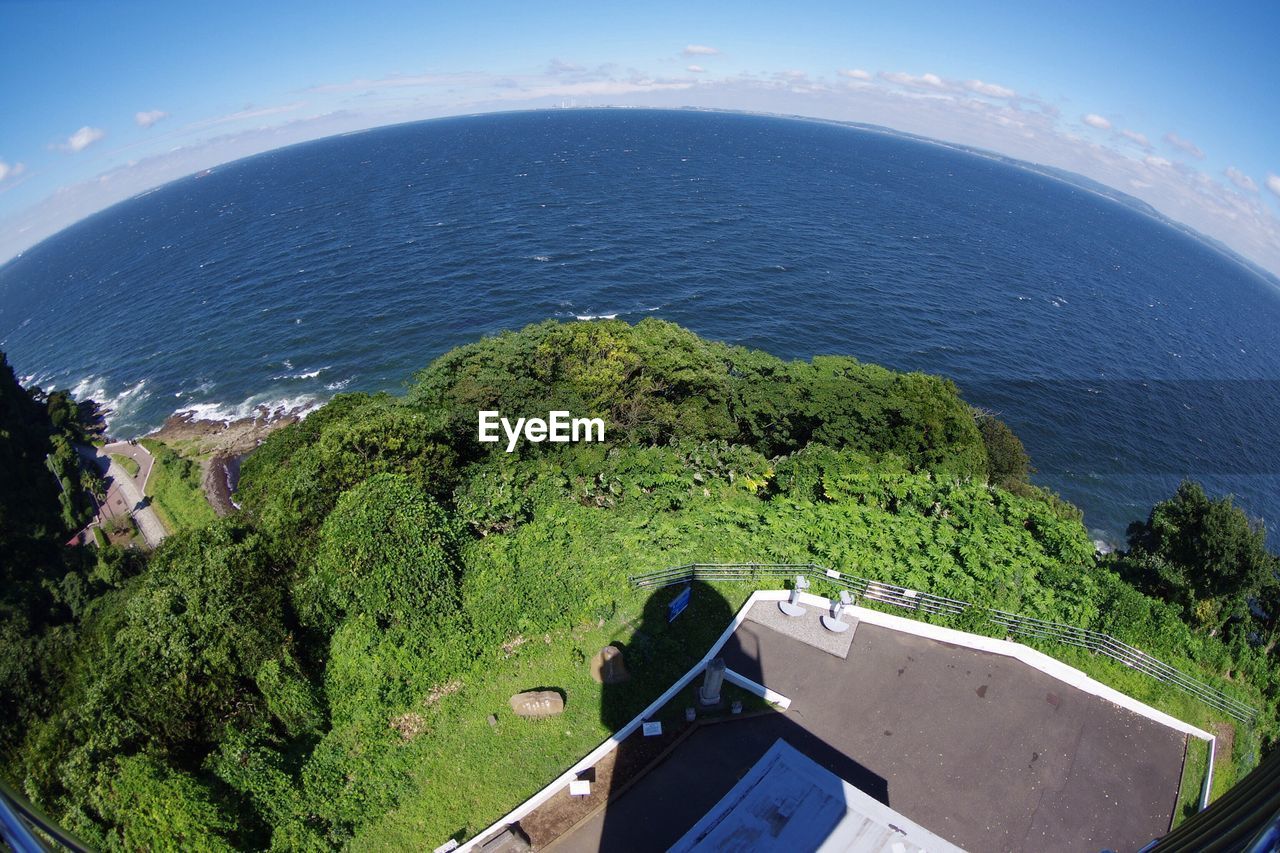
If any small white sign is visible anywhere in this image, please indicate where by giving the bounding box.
[825,569,841,579]
[569,779,591,796]
[642,720,663,737]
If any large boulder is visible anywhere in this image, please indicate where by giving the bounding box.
[509,690,565,718]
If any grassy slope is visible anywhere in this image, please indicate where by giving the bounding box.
[138,439,218,532]
[354,582,759,849]
[1173,736,1210,827]
[108,453,140,478]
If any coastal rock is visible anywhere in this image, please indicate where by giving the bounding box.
[150,404,313,457]
[509,690,565,718]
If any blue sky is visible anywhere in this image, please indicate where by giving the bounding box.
[3,0,1279,273]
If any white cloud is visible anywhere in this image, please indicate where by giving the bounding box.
[687,64,706,73]
[1082,113,1111,130]
[682,44,719,57]
[1120,129,1151,149]
[0,160,23,183]
[839,68,872,81]
[487,78,693,102]
[185,102,306,130]
[1144,155,1172,168]
[881,71,947,89]
[1163,131,1204,159]
[134,109,169,128]
[1267,174,1280,199]
[60,126,106,152]
[308,71,491,94]
[1225,167,1258,192]
[776,69,808,82]
[964,79,1016,98]
[547,58,583,75]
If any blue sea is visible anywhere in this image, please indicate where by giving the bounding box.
[2,109,1278,547]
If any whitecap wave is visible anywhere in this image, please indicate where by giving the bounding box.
[67,376,152,431]
[575,313,618,320]
[270,367,328,381]
[169,392,318,426]
[324,377,353,391]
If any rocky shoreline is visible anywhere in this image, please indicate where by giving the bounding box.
[147,403,314,514]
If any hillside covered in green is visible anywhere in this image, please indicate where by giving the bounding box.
[1,320,1276,850]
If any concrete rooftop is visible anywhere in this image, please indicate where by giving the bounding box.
[549,601,1187,852]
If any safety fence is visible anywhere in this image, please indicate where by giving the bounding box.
[628,562,1258,724]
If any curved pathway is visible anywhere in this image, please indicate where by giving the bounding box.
[80,443,167,548]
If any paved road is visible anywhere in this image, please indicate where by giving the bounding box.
[80,444,167,548]
[102,441,155,492]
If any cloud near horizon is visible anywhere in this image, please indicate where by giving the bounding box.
[964,79,1016,98]
[877,72,1019,103]
[185,102,307,130]
[1164,131,1204,159]
[1120,128,1152,150]
[58,126,106,152]
[880,70,946,89]
[1267,174,1280,199]
[1082,113,1111,130]
[1225,166,1258,192]
[682,44,719,57]
[134,110,170,128]
[0,160,27,183]
[839,68,872,81]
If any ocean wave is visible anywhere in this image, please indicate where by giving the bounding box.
[270,366,328,381]
[67,376,152,430]
[168,393,319,426]
[575,313,618,320]
[175,379,216,399]
[324,377,353,391]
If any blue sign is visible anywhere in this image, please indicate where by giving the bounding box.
[668,586,691,622]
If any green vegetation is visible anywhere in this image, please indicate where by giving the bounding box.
[1174,736,1211,826]
[109,452,140,478]
[1,321,1277,850]
[139,439,219,533]
[1116,481,1279,641]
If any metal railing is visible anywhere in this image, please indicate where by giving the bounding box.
[628,562,1258,724]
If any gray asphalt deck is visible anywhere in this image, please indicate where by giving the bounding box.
[551,619,1186,853]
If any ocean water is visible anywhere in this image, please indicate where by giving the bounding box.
[1,109,1278,546]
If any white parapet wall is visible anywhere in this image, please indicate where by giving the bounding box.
[455,588,1214,850]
